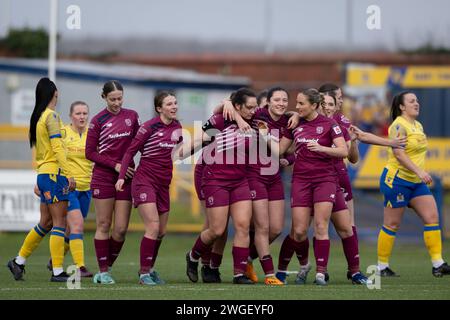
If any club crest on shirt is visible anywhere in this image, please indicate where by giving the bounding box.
[316,126,323,134]
[140,193,147,201]
[125,119,132,126]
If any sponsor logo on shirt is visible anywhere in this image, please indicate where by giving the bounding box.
[296,138,319,144]
[316,126,324,134]
[108,131,131,139]
[159,142,177,148]
[333,126,342,135]
[237,132,253,138]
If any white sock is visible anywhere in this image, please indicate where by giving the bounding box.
[53,267,63,276]
[432,259,445,268]
[377,262,389,271]
[300,262,310,270]
[15,256,26,265]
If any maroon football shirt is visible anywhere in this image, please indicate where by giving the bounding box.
[86,107,140,185]
[119,116,183,186]
[284,114,343,182]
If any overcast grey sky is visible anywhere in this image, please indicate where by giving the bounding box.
[1,0,450,51]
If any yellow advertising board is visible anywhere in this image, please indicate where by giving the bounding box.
[353,138,450,189]
[347,66,450,88]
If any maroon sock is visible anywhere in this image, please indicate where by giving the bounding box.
[352,225,358,243]
[342,234,360,275]
[109,237,125,267]
[314,239,330,273]
[151,238,162,269]
[294,238,310,266]
[313,236,317,251]
[94,239,110,272]
[260,255,274,275]
[232,246,249,276]
[210,252,223,269]
[249,243,259,260]
[201,247,212,266]
[191,236,210,261]
[140,237,157,274]
[277,235,296,271]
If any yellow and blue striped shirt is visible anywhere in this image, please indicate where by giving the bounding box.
[62,124,92,191]
[385,116,427,183]
[35,108,73,177]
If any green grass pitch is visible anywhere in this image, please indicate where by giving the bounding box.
[1,232,450,300]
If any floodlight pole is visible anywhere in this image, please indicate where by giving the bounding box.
[48,0,58,81]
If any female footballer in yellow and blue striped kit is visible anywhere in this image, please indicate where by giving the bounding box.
[60,101,93,277]
[7,78,76,282]
[377,91,450,277]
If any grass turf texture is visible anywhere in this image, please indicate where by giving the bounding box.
[1,232,450,300]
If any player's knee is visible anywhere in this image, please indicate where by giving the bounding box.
[256,224,270,236]
[234,221,250,236]
[292,226,308,241]
[337,229,353,239]
[314,223,329,238]
[210,226,227,239]
[113,226,128,239]
[70,223,84,234]
[97,219,112,233]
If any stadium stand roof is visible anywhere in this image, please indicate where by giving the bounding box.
[0,57,250,90]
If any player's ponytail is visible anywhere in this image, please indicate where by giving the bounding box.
[29,78,57,148]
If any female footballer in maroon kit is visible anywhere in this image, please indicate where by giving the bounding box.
[244,87,292,285]
[275,92,366,285]
[186,88,257,284]
[115,92,182,285]
[86,80,140,284]
[264,88,348,285]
